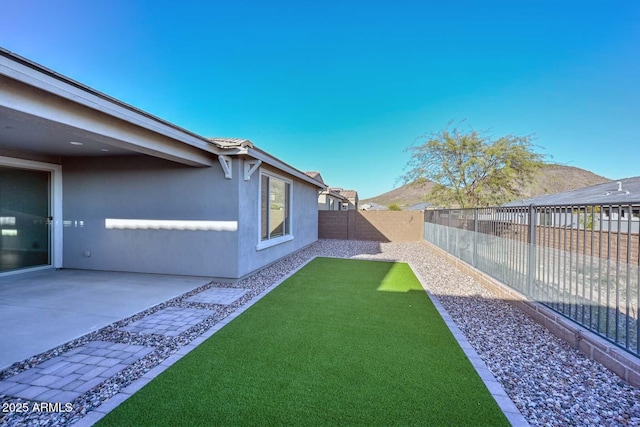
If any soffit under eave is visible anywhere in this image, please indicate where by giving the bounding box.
[0,51,225,160]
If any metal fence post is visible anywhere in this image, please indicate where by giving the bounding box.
[473,208,478,267]
[447,209,451,252]
[423,210,427,240]
[527,204,536,299]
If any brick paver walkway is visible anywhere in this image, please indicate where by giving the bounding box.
[119,307,213,337]
[0,341,152,403]
[185,287,249,305]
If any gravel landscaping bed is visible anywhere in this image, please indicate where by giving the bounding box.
[1,239,639,426]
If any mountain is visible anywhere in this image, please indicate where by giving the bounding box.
[362,179,436,208]
[362,164,611,209]
[516,164,610,198]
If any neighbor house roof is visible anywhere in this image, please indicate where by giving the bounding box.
[360,202,388,211]
[323,190,348,201]
[407,202,432,210]
[504,177,640,207]
[304,171,326,185]
[328,188,358,199]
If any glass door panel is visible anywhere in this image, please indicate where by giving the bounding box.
[0,166,51,272]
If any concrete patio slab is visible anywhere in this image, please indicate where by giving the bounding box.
[0,269,210,370]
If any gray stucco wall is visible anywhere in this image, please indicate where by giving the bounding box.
[236,165,319,277]
[62,155,240,277]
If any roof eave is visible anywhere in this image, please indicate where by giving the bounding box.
[0,47,224,157]
[247,146,326,189]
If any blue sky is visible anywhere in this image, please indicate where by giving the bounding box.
[2,1,639,199]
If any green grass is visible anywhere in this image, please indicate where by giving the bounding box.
[98,257,509,426]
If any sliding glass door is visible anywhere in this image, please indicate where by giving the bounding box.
[0,166,51,272]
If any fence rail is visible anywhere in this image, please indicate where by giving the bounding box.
[424,203,640,358]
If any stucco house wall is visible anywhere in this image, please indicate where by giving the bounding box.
[62,155,241,278]
[1,48,324,280]
[236,164,319,277]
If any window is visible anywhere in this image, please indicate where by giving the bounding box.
[259,172,292,248]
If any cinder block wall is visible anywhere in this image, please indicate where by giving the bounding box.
[317,211,350,239]
[447,220,639,264]
[318,211,423,242]
[533,227,639,264]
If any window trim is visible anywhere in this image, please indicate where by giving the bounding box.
[257,170,293,250]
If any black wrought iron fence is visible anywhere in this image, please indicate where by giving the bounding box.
[424,203,640,358]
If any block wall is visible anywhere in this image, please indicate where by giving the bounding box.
[318,211,423,242]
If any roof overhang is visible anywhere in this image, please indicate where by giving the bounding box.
[0,48,326,182]
[247,146,326,189]
[0,48,247,167]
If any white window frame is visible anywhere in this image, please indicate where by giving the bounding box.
[0,156,63,276]
[257,170,293,250]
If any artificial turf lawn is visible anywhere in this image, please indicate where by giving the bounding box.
[98,257,509,426]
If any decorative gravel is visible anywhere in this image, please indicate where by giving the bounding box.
[1,239,639,426]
